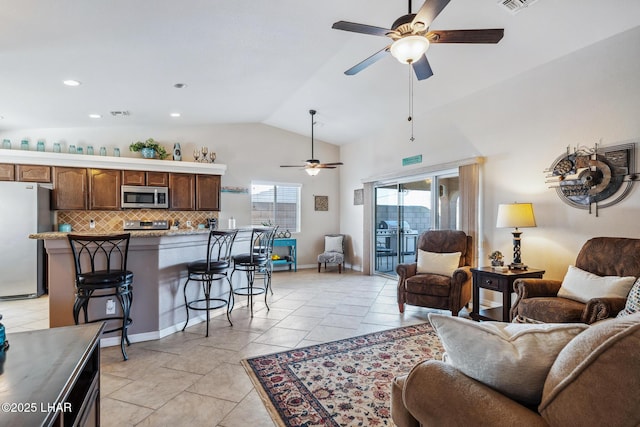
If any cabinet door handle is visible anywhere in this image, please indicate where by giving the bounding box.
[485,279,493,285]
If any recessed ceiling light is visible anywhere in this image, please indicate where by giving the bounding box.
[170,113,181,118]
[88,114,102,119]
[173,83,187,89]
[63,80,81,87]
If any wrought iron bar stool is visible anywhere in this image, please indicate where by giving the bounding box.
[255,226,278,295]
[67,233,133,360]
[231,227,274,317]
[182,229,238,337]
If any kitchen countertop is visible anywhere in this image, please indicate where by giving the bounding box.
[30,228,213,240]
[29,227,256,240]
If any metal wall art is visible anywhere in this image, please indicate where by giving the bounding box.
[545,142,638,216]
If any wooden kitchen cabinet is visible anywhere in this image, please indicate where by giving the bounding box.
[196,174,221,211]
[122,170,168,187]
[0,163,15,181]
[169,173,195,210]
[89,168,121,210]
[52,167,88,210]
[147,171,169,186]
[122,170,145,186]
[16,164,51,182]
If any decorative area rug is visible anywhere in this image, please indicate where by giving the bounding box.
[242,323,444,427]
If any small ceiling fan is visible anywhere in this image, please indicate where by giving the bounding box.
[332,0,504,80]
[280,109,343,176]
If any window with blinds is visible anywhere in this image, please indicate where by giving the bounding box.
[251,182,301,232]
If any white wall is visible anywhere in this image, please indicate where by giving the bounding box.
[339,26,640,297]
[1,123,341,267]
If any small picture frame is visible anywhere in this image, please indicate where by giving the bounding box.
[354,188,364,205]
[314,195,328,211]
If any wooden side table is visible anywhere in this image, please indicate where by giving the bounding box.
[470,267,545,322]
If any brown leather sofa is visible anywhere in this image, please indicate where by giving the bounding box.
[396,230,473,316]
[511,237,640,324]
[391,312,640,427]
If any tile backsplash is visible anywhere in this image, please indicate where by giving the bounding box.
[57,210,218,232]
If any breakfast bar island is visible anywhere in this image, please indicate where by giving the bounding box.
[31,229,248,345]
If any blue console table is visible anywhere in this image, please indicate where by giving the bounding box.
[272,238,297,271]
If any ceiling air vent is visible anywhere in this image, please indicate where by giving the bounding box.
[497,0,539,14]
[110,111,131,117]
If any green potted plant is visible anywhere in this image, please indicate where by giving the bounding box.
[129,138,168,160]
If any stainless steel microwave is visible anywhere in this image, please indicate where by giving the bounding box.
[121,185,169,209]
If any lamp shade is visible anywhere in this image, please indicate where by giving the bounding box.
[306,168,320,176]
[390,35,430,64]
[496,203,537,228]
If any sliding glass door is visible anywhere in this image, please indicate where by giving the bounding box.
[374,172,459,276]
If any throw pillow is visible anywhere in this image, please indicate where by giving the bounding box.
[324,235,343,253]
[617,277,640,317]
[428,313,588,406]
[416,250,461,276]
[557,265,636,303]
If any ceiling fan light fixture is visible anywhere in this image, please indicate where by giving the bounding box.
[390,35,429,64]
[306,168,321,176]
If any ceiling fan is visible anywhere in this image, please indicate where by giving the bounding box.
[280,110,343,176]
[332,0,504,80]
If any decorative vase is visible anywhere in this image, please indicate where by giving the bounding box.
[140,147,156,158]
[491,260,504,267]
[173,143,182,161]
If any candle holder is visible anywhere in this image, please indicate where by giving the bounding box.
[193,147,215,163]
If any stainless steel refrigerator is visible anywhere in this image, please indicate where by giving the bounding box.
[0,181,52,298]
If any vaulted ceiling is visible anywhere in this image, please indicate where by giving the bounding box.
[1,0,638,145]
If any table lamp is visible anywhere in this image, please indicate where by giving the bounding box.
[496,202,536,270]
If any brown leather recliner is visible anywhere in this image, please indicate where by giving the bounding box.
[396,230,473,316]
[511,237,640,324]
[391,312,640,427]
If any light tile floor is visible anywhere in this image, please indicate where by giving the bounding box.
[0,269,472,426]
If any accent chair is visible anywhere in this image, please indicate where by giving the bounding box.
[511,237,640,324]
[396,230,473,316]
[317,234,345,273]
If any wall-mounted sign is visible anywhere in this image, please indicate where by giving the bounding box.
[402,155,422,166]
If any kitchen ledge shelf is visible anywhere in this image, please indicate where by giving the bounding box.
[0,148,226,175]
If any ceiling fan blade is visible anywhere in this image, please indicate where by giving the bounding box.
[412,55,433,80]
[427,29,504,44]
[280,165,306,168]
[332,21,392,37]
[320,162,344,166]
[315,165,337,169]
[344,46,390,76]
[411,0,451,30]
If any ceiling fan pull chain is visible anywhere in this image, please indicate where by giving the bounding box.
[408,66,415,142]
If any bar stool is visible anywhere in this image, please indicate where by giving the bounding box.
[254,226,278,295]
[182,229,238,337]
[67,233,133,361]
[231,227,273,317]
